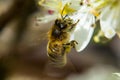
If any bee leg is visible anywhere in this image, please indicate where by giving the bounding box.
[62,43,72,54]
[62,40,78,53]
[62,43,71,49]
[63,40,78,48]
[69,20,80,31]
[69,40,78,48]
[75,19,80,25]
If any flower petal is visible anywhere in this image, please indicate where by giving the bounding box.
[70,9,95,52]
[113,73,120,77]
[113,3,120,38]
[100,5,117,39]
[39,0,62,10]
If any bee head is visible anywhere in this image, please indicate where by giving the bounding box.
[55,19,67,30]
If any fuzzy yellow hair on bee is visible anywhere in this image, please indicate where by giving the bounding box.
[37,0,80,67]
[47,4,79,67]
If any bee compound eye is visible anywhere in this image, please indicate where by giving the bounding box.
[57,23,64,29]
[55,19,66,29]
[59,24,64,29]
[55,19,59,25]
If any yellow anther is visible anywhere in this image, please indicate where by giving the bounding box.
[90,9,99,17]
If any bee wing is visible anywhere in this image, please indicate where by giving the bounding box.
[70,9,95,52]
[20,14,55,47]
[37,14,57,24]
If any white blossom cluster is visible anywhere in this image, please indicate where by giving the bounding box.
[37,0,120,52]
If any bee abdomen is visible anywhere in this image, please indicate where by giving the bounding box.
[48,53,67,67]
[47,41,67,67]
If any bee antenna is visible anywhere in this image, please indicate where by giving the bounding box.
[63,15,68,20]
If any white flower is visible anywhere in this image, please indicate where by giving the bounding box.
[89,0,120,39]
[37,0,63,23]
[38,0,96,52]
[70,4,95,52]
[100,1,120,39]
[37,0,81,23]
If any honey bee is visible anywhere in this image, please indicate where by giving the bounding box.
[37,0,95,67]
[37,0,80,67]
[47,13,79,67]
